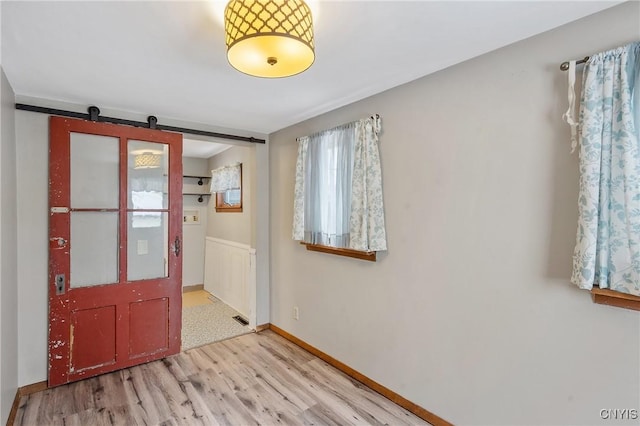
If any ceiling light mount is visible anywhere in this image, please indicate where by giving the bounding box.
[224,0,315,78]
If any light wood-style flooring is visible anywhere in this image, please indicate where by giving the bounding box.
[14,330,430,425]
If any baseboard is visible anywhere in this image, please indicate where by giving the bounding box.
[7,391,20,426]
[268,324,452,426]
[7,381,48,425]
[255,323,270,332]
[182,284,204,293]
[18,381,47,397]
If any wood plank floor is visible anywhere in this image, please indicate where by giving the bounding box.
[14,330,431,425]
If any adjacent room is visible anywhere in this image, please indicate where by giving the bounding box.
[1,1,639,425]
[181,139,256,350]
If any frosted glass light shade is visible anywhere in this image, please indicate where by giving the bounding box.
[225,0,315,78]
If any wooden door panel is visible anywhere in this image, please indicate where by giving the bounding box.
[70,306,117,372]
[129,298,169,358]
[48,116,182,387]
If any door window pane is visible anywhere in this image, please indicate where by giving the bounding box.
[127,212,169,281]
[70,212,119,287]
[128,141,168,210]
[70,133,119,209]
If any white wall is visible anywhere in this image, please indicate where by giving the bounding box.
[0,67,19,425]
[205,145,263,326]
[204,237,254,320]
[13,100,270,385]
[269,3,640,425]
[207,145,254,246]
[15,111,48,386]
[182,156,208,288]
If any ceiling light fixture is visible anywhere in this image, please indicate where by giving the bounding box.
[134,152,162,169]
[224,0,315,78]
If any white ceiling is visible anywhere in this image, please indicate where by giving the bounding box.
[2,0,622,139]
[182,137,231,158]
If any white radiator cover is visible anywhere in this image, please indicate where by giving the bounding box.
[203,237,256,328]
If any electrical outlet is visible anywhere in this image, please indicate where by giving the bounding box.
[293,306,299,320]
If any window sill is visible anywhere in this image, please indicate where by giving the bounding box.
[300,243,376,262]
[591,288,640,311]
[215,206,242,213]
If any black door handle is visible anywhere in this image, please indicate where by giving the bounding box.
[173,236,181,257]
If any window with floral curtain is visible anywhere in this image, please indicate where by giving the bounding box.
[210,163,242,212]
[571,41,640,297]
[292,115,387,254]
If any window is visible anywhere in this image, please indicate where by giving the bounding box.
[210,163,242,213]
[221,188,241,205]
[292,115,387,260]
[216,187,242,212]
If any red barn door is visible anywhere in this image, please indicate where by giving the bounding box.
[48,116,182,386]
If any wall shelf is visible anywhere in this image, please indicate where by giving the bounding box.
[183,175,210,186]
[183,175,210,202]
[183,193,210,203]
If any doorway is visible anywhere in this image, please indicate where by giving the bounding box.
[180,138,256,350]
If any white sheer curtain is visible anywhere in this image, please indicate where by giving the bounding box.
[299,123,355,247]
[292,115,387,252]
[210,163,241,193]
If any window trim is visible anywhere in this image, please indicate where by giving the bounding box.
[591,287,640,311]
[300,242,376,262]
[214,164,242,213]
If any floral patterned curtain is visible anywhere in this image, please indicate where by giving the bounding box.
[292,138,308,241]
[350,116,387,252]
[210,163,241,193]
[571,42,640,296]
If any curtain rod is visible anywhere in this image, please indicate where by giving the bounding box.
[560,56,590,71]
[297,114,381,142]
[14,103,266,144]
